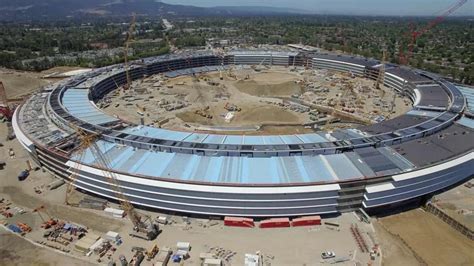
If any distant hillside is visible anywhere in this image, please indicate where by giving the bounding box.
[0,0,310,22]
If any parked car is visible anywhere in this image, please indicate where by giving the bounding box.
[18,170,29,181]
[321,251,336,259]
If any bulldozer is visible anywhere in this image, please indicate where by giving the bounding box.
[146,244,159,261]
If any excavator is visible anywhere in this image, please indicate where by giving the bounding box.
[65,129,159,241]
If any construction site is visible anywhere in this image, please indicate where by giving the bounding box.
[2,45,473,264]
[0,127,385,265]
[1,1,473,264]
[99,65,410,135]
[1,134,473,266]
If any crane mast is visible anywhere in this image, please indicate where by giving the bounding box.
[375,49,387,91]
[124,13,136,90]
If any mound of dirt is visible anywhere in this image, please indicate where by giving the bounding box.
[234,105,300,124]
[176,104,304,128]
[234,80,303,97]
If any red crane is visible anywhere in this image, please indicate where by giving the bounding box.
[399,0,468,65]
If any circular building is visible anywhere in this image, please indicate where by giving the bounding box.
[13,49,474,217]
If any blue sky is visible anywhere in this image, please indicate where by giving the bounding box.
[162,0,473,16]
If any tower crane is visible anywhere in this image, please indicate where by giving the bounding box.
[65,129,159,240]
[375,49,387,91]
[124,13,136,90]
[399,0,467,65]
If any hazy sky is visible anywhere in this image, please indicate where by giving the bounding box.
[162,0,473,16]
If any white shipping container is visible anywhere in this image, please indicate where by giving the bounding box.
[176,242,190,251]
[104,231,120,242]
[156,216,168,224]
[203,258,222,266]
[104,207,125,218]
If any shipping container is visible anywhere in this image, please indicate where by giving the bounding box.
[291,215,321,227]
[259,218,291,228]
[224,216,255,228]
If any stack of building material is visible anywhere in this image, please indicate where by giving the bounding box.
[259,218,290,228]
[203,258,223,266]
[155,247,172,266]
[244,254,260,266]
[79,197,107,210]
[291,215,321,227]
[224,217,254,228]
[74,232,100,254]
[46,179,65,190]
[104,207,125,218]
[89,238,105,254]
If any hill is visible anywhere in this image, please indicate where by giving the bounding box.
[0,0,310,22]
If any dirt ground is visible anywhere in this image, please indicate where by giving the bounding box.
[375,209,474,266]
[372,222,421,266]
[234,80,303,97]
[0,66,85,99]
[0,227,95,266]
[433,180,474,231]
[176,103,304,126]
[102,66,411,135]
[0,68,51,99]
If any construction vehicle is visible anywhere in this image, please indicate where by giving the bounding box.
[119,255,128,266]
[227,68,237,79]
[123,13,136,90]
[17,169,29,181]
[224,103,241,112]
[251,57,270,72]
[136,104,146,115]
[195,106,213,119]
[33,205,58,229]
[129,250,145,266]
[17,222,32,234]
[66,129,159,241]
[146,244,159,261]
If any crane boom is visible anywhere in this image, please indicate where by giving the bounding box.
[65,129,158,240]
[418,0,467,36]
[65,130,97,206]
[399,0,467,65]
[88,141,143,227]
[375,49,387,90]
[124,13,136,90]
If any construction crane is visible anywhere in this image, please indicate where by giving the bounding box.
[33,205,57,229]
[375,49,387,91]
[399,0,468,65]
[124,13,137,90]
[65,129,96,206]
[0,81,24,121]
[65,129,159,240]
[0,81,11,121]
